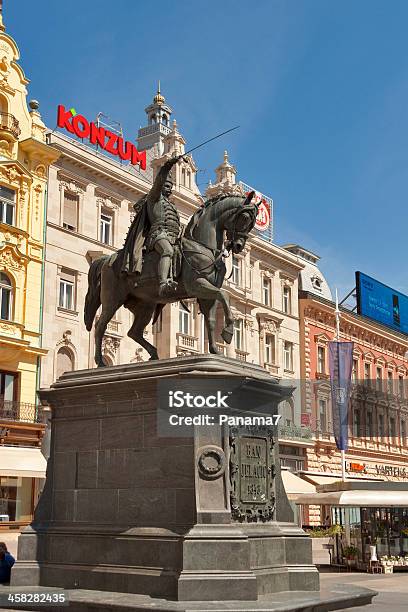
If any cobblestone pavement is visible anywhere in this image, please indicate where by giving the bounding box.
[320,571,408,612]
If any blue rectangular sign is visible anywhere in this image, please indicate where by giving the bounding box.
[356,272,408,335]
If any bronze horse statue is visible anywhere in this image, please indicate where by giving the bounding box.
[84,191,258,366]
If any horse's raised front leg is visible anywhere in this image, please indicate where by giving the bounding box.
[193,278,234,345]
[126,300,159,360]
[198,299,219,354]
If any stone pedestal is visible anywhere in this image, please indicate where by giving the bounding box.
[12,355,319,601]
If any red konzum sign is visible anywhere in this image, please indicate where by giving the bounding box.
[57,105,147,170]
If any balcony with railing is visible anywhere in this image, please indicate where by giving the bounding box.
[0,400,44,424]
[96,316,121,336]
[0,400,46,447]
[0,112,21,141]
[176,332,199,354]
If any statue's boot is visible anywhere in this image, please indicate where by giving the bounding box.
[158,255,177,297]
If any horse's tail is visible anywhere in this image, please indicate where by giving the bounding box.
[84,256,108,331]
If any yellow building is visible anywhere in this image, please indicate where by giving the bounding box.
[0,13,59,526]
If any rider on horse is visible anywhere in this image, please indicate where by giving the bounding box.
[121,155,183,297]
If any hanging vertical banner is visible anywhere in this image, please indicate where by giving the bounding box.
[328,341,354,451]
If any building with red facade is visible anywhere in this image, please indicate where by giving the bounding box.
[298,285,408,525]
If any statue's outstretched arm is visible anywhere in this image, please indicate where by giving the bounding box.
[147,156,180,203]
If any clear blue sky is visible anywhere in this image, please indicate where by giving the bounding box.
[5,1,408,297]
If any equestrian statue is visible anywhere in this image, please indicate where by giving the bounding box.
[84,154,258,366]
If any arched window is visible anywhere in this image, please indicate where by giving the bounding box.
[56,346,75,379]
[0,272,12,321]
[187,171,191,189]
[281,399,294,427]
[0,93,8,113]
[181,168,186,186]
[151,114,156,124]
[162,114,168,126]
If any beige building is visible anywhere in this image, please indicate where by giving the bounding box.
[42,88,305,428]
[0,13,58,528]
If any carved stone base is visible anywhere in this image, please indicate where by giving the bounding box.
[12,355,318,601]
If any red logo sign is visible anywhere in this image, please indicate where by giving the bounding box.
[348,462,366,473]
[255,200,270,231]
[57,105,146,170]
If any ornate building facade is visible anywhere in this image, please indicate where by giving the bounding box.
[0,14,58,526]
[299,291,408,525]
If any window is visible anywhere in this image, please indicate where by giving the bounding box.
[152,310,163,334]
[181,168,186,186]
[0,186,15,226]
[100,212,112,245]
[281,400,294,427]
[234,319,243,350]
[378,413,384,440]
[187,171,191,189]
[63,191,79,231]
[352,359,358,382]
[390,416,396,442]
[231,256,240,285]
[59,270,75,311]
[364,362,371,385]
[56,347,74,379]
[376,366,382,391]
[283,341,293,371]
[387,370,393,395]
[317,346,326,374]
[0,272,12,321]
[366,411,373,438]
[283,286,291,314]
[0,371,17,407]
[262,277,271,306]
[399,375,405,398]
[401,420,406,447]
[178,302,190,335]
[264,334,275,364]
[353,408,361,437]
[319,398,327,433]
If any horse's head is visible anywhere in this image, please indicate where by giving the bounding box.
[225,191,258,254]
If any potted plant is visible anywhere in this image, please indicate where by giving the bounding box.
[329,524,343,537]
[343,545,359,567]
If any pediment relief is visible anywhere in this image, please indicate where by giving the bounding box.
[314,333,330,344]
[96,195,120,211]
[57,171,87,194]
[363,351,375,362]
[257,312,284,329]
[0,160,32,188]
[0,243,28,272]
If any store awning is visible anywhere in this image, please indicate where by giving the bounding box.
[0,446,47,478]
[281,470,316,500]
[291,489,408,507]
[300,474,342,486]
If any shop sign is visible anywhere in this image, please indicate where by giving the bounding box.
[239,181,273,241]
[347,462,366,473]
[255,199,270,231]
[376,464,407,478]
[57,105,147,170]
